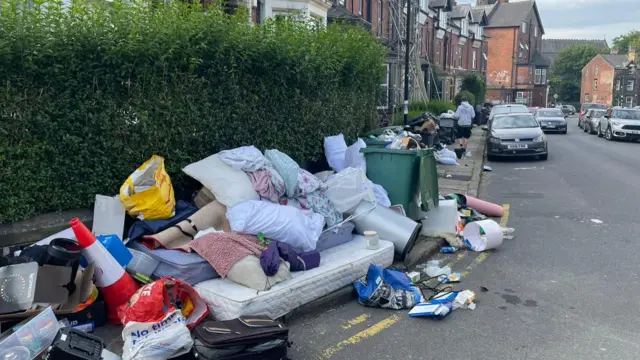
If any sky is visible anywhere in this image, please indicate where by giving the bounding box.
[457,0,640,45]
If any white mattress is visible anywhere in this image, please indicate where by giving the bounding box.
[194,235,394,320]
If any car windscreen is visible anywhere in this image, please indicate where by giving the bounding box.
[492,106,528,115]
[591,110,606,118]
[492,115,539,129]
[584,104,607,111]
[612,109,640,120]
[537,110,564,117]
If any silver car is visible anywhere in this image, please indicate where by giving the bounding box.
[583,109,606,135]
[534,108,568,134]
[484,113,548,161]
[598,107,640,141]
[487,104,529,125]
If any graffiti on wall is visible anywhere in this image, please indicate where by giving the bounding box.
[487,70,510,85]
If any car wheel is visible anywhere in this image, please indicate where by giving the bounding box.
[540,154,548,161]
[605,127,614,141]
[562,130,568,134]
[597,125,603,137]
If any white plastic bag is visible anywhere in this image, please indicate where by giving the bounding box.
[122,309,194,360]
[324,134,348,172]
[227,200,325,252]
[344,139,367,172]
[437,157,458,165]
[370,183,391,207]
[325,168,375,214]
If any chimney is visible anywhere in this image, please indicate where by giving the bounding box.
[629,47,637,63]
[611,48,619,55]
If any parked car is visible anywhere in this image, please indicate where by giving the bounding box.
[483,113,548,161]
[579,103,607,128]
[487,104,529,126]
[528,107,539,114]
[583,109,607,135]
[598,107,640,141]
[534,108,568,134]
[559,104,575,115]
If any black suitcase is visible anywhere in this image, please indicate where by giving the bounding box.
[191,316,290,360]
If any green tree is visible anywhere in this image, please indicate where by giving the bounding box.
[454,91,476,106]
[460,74,486,104]
[612,30,640,54]
[549,44,604,102]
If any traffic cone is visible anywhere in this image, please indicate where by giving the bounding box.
[70,218,139,324]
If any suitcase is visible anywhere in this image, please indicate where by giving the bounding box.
[191,316,290,360]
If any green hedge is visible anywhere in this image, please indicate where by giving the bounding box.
[0,0,386,222]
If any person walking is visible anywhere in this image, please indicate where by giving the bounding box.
[455,96,475,157]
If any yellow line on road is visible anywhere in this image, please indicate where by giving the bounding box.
[340,314,370,329]
[500,204,511,227]
[320,315,400,359]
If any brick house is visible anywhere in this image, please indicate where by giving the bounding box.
[581,49,639,107]
[478,0,548,107]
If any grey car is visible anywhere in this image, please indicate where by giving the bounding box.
[484,113,548,161]
[583,109,606,135]
[534,108,568,134]
[598,107,640,141]
[487,104,529,125]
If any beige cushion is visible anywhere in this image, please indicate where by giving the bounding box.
[226,256,291,291]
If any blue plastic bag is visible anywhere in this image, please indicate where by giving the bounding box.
[354,264,422,310]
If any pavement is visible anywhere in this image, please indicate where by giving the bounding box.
[286,115,640,359]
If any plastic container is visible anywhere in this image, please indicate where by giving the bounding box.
[0,307,60,360]
[80,234,132,269]
[419,199,458,236]
[363,231,380,250]
[463,220,503,251]
[127,248,161,278]
[360,148,439,218]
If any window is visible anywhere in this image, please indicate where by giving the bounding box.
[359,0,362,15]
[482,52,487,70]
[461,19,468,36]
[594,79,598,90]
[420,0,428,11]
[456,79,462,94]
[458,46,464,68]
[472,51,477,69]
[627,79,635,91]
[377,0,382,37]
[616,79,621,91]
[338,0,345,6]
[521,22,526,33]
[436,41,441,64]
[542,69,547,84]
[534,25,537,37]
[377,64,390,109]
[595,64,599,75]
[438,10,447,29]
[535,69,541,84]
[626,96,634,107]
[517,92,524,99]
[585,94,590,102]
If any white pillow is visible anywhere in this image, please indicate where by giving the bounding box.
[183,154,259,207]
[227,200,325,252]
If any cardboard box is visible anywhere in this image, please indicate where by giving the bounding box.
[0,263,95,322]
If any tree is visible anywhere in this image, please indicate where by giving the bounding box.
[549,44,604,102]
[460,74,486,105]
[612,30,640,54]
[454,90,475,106]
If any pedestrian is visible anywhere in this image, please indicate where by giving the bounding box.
[455,96,475,157]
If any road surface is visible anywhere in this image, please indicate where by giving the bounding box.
[288,115,640,360]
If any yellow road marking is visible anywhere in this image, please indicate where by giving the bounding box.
[340,314,370,329]
[321,315,400,359]
[500,203,511,227]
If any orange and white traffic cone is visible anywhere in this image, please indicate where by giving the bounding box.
[70,218,139,324]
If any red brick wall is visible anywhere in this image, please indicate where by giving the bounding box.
[486,28,515,88]
[531,87,546,107]
[581,55,615,105]
[516,66,532,85]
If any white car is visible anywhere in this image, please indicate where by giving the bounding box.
[488,104,530,125]
[599,107,640,141]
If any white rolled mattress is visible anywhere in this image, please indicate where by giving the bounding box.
[194,235,394,320]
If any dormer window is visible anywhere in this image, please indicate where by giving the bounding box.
[521,22,527,33]
[461,19,468,36]
[438,10,447,29]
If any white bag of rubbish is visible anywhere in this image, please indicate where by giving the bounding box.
[437,148,457,160]
[344,138,367,172]
[324,134,348,172]
[437,157,458,165]
[122,309,194,360]
[370,182,391,207]
[325,168,375,214]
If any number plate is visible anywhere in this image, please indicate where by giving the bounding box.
[630,130,640,135]
[546,125,556,128]
[507,144,528,149]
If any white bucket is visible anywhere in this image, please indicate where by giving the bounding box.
[463,220,503,251]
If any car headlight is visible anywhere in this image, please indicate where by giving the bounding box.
[611,121,620,126]
[533,134,546,143]
[489,137,501,144]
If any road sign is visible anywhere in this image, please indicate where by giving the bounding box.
[553,94,558,99]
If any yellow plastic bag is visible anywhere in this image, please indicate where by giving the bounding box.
[120,155,176,220]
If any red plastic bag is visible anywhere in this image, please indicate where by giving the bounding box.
[117,277,208,329]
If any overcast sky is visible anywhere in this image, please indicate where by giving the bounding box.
[458,0,639,44]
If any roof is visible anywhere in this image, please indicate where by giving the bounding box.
[430,0,453,10]
[486,1,544,34]
[450,4,471,19]
[600,54,631,69]
[471,8,488,25]
[531,50,550,67]
[541,39,609,55]
[474,3,497,17]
